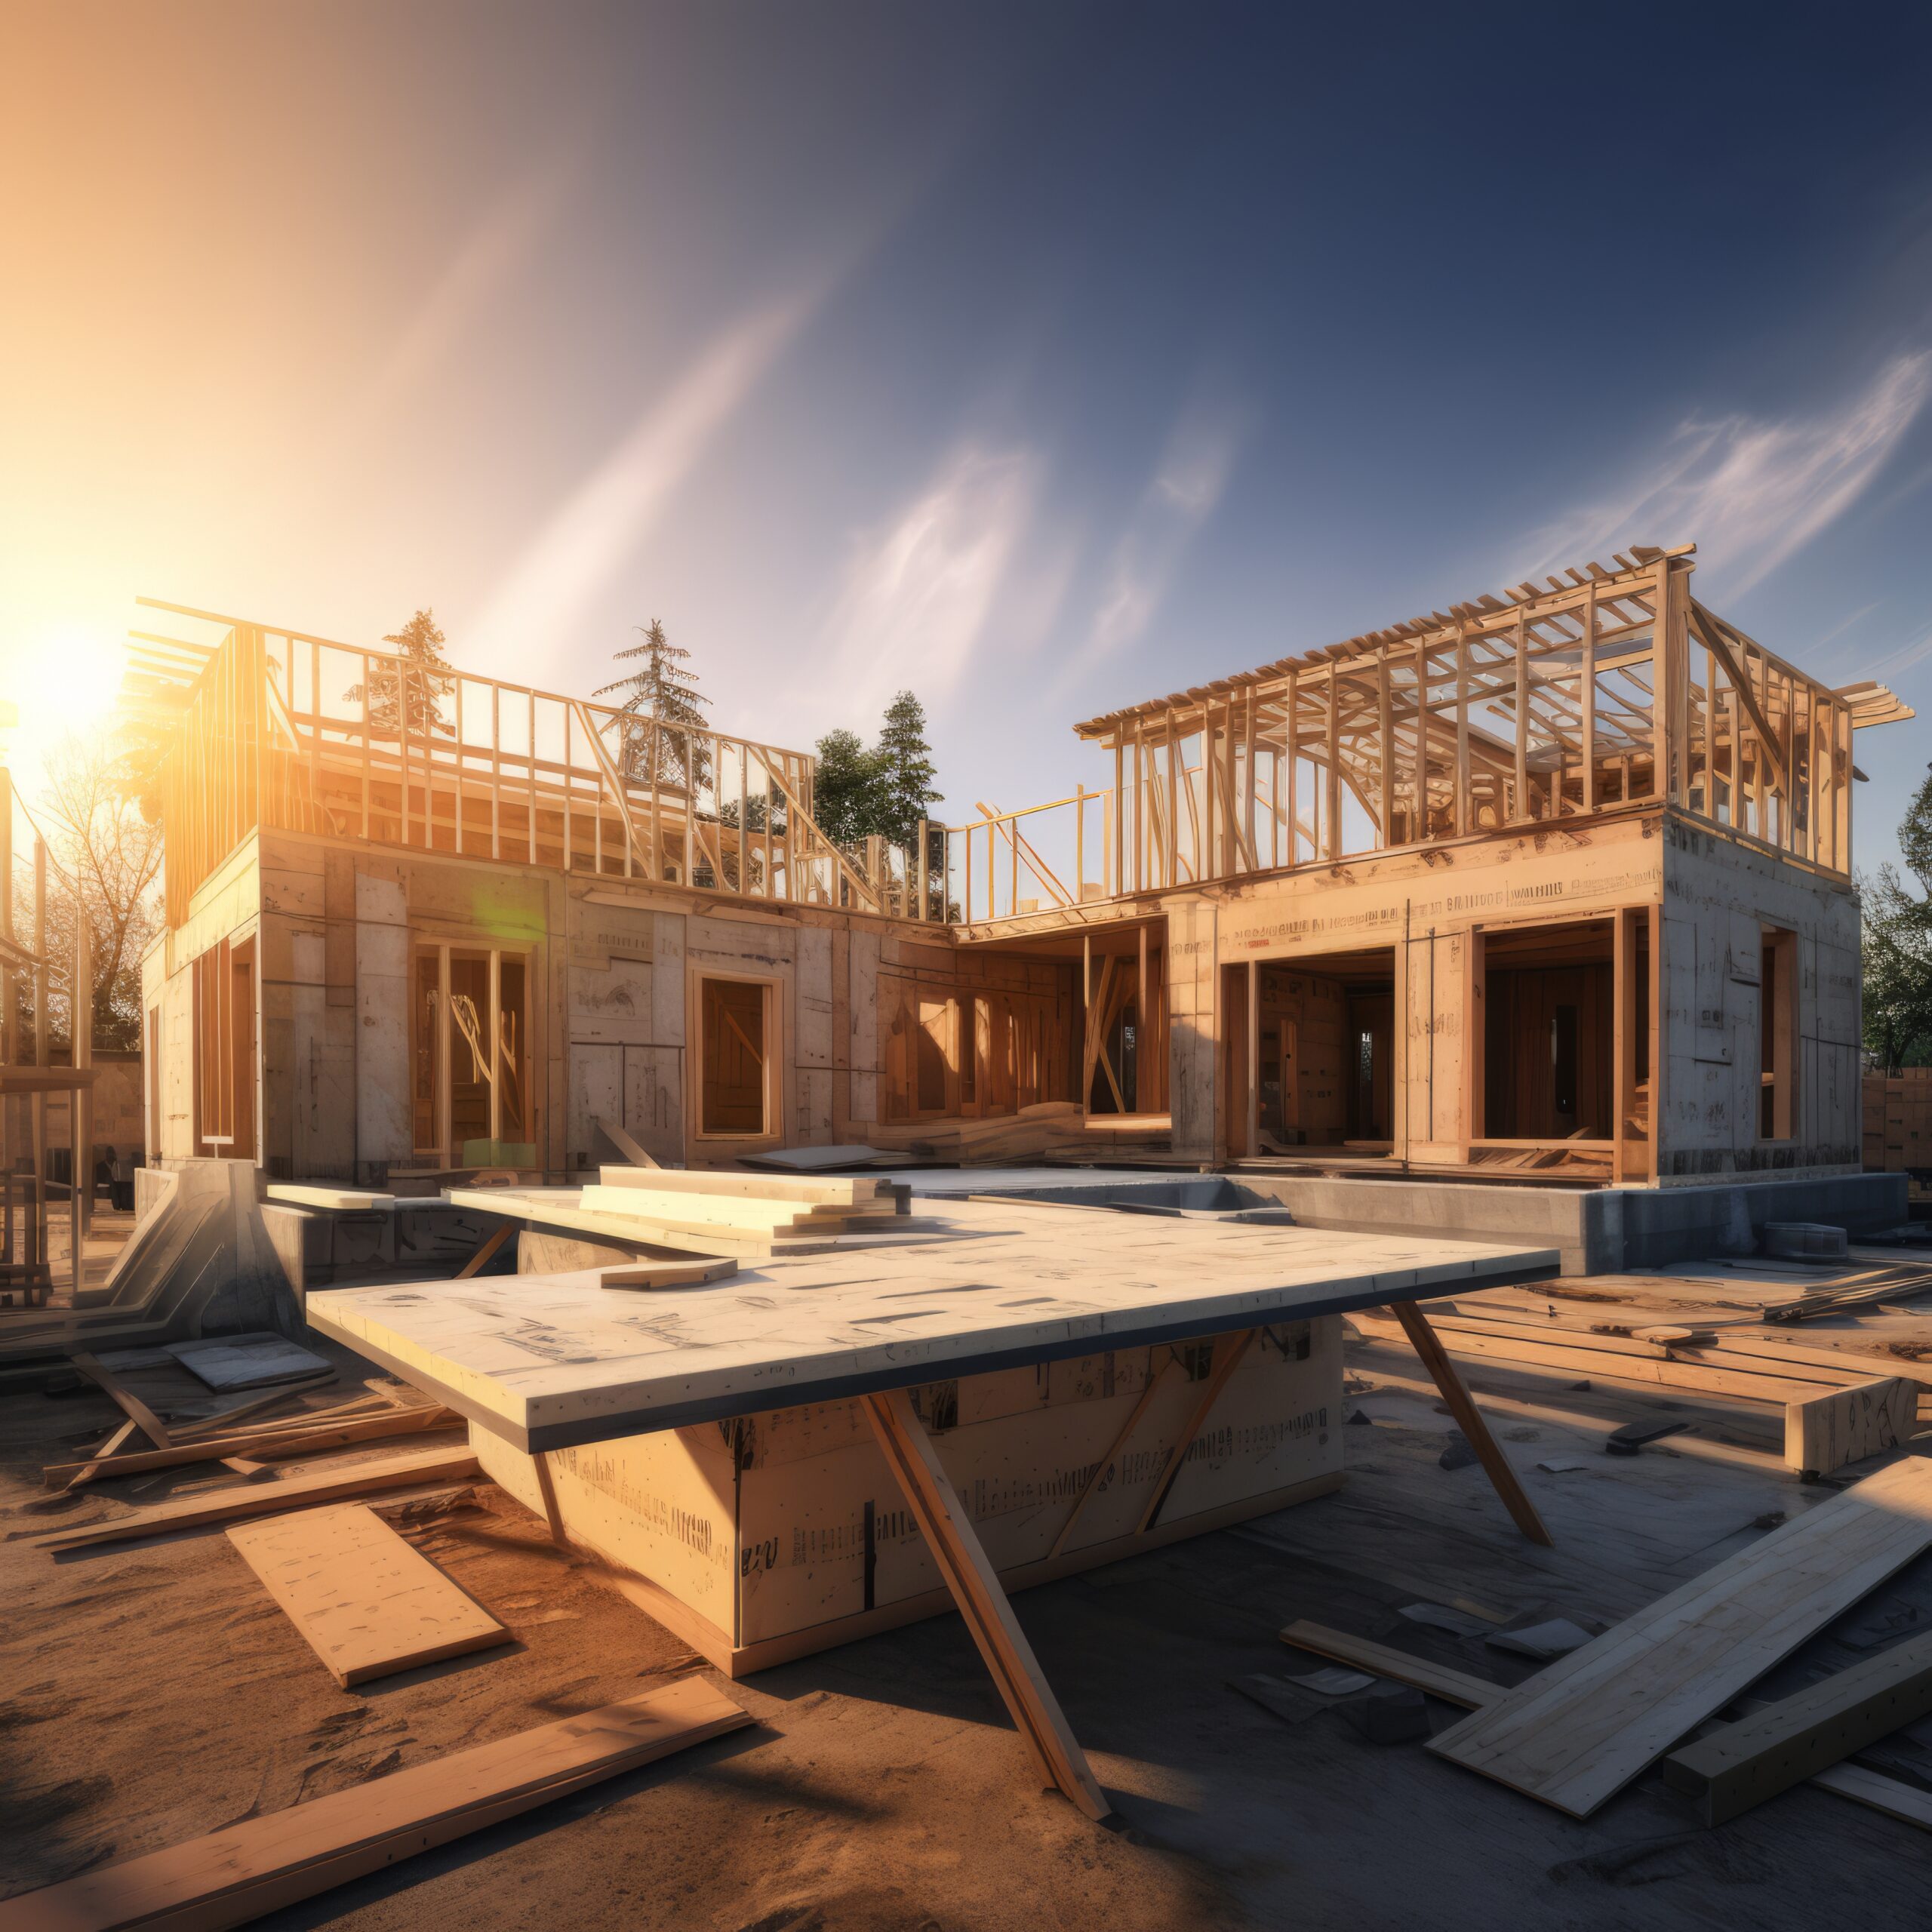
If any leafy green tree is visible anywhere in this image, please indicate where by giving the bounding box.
[1862,764,1932,1068]
[809,728,883,844]
[598,618,711,789]
[870,691,943,851]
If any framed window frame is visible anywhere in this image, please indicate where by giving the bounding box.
[409,940,536,1169]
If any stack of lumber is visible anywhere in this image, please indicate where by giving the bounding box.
[576,1168,909,1257]
[1348,1304,1925,1477]
[1866,1066,1932,1174]
[860,1100,1168,1165]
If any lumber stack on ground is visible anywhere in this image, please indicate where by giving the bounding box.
[1349,1307,1926,1475]
[1425,1457,1932,1817]
[36,1444,481,1551]
[859,1100,1168,1165]
[0,1676,752,1931]
[227,1502,508,1687]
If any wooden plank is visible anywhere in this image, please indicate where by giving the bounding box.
[69,1350,172,1447]
[1426,1457,1932,1817]
[595,1166,888,1208]
[1785,1377,1918,1478]
[1386,1303,1551,1546]
[42,1405,458,1484]
[265,1183,395,1210]
[593,1114,661,1169]
[862,1386,1111,1821]
[1663,1627,1932,1824]
[454,1221,515,1279]
[227,1503,508,1687]
[0,1676,750,1932]
[1283,1619,1932,1835]
[36,1445,481,1552]
[1139,1329,1255,1532]
[594,1258,740,1291]
[1280,1621,1501,1707]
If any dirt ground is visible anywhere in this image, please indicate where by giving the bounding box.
[7,1282,1932,1932]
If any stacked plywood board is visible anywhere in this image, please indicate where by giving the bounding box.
[577,1168,908,1256]
[1866,1067,1932,1174]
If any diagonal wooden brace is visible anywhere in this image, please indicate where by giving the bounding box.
[862,1388,1112,1820]
[1387,1302,1552,1546]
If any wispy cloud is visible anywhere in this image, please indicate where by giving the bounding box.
[1863,623,1932,684]
[819,445,1042,713]
[470,288,821,660]
[365,157,578,416]
[1061,401,1247,687]
[1521,352,1930,595]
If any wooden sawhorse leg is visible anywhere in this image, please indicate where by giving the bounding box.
[861,1388,1112,1822]
[1387,1301,1552,1547]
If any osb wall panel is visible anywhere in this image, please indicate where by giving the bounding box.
[1659,817,1860,1180]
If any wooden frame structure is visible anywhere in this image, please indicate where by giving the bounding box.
[127,600,928,931]
[943,546,1902,924]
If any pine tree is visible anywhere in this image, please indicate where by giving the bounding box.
[596,618,712,789]
[871,690,942,851]
[809,728,883,844]
[346,608,455,737]
[1863,764,1932,1067]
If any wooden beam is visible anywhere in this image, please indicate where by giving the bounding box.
[1284,1619,1932,1835]
[69,1351,173,1448]
[1385,1303,1550,1546]
[861,1388,1111,1820]
[1047,1352,1176,1561]
[1665,1628,1932,1825]
[36,1445,481,1551]
[454,1221,516,1279]
[0,1678,751,1932]
[1138,1329,1256,1533]
[593,1114,660,1169]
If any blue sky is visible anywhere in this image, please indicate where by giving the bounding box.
[6,2,1932,869]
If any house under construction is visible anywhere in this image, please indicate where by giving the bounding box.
[122,540,1909,1270]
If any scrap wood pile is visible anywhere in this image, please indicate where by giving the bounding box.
[1266,1454,1932,1835]
[574,1165,912,1257]
[5,1337,754,1932]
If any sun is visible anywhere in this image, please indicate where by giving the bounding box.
[0,623,131,797]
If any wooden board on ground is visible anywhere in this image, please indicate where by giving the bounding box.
[41,1404,458,1484]
[168,1334,334,1391]
[1426,1457,1932,1817]
[37,1444,481,1551]
[0,1675,751,1932]
[228,1503,508,1687]
[1280,1618,1932,1833]
[311,1198,1557,1451]
[1786,1377,1918,1479]
[1663,1626,1932,1824]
